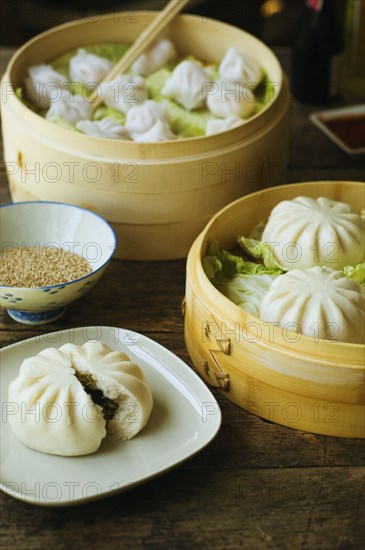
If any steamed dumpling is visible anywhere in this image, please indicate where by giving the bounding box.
[100,75,148,114]
[219,47,263,87]
[207,79,256,118]
[125,100,175,141]
[69,48,113,85]
[46,89,92,124]
[261,196,365,271]
[25,64,67,109]
[8,348,106,456]
[206,115,243,135]
[76,117,130,139]
[59,341,153,440]
[131,119,176,142]
[161,60,210,111]
[259,266,365,344]
[131,38,177,76]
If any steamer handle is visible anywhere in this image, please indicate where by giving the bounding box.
[203,350,231,392]
[182,300,231,391]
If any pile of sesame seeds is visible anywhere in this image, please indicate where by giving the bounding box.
[0,246,92,287]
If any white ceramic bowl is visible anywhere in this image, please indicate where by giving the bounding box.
[0,201,116,324]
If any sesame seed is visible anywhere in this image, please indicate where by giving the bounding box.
[0,247,92,287]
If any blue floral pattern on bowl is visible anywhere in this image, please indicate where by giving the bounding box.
[0,201,117,325]
[7,307,67,325]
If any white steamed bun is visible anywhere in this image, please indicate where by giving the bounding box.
[59,341,153,440]
[8,341,153,456]
[261,196,365,271]
[259,266,365,344]
[8,347,106,456]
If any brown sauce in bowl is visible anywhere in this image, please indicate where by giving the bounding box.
[319,113,365,150]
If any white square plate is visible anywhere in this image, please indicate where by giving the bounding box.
[310,104,365,155]
[0,326,221,506]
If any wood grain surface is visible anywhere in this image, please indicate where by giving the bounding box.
[0,47,364,550]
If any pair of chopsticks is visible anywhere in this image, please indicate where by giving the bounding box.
[91,0,190,110]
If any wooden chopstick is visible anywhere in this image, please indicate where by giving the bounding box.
[90,0,190,110]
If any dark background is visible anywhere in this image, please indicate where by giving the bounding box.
[0,0,346,48]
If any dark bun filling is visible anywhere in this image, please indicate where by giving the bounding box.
[75,372,119,421]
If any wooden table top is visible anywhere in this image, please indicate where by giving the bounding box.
[1,46,364,550]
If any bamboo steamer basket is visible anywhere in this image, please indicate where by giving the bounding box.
[184,181,365,438]
[1,12,290,260]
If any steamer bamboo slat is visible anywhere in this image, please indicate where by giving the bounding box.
[0,12,290,260]
[184,181,365,438]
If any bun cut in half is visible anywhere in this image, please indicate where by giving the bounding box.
[59,341,153,441]
[8,342,153,456]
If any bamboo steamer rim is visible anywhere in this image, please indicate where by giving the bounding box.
[3,11,285,155]
[1,82,289,163]
[191,180,365,360]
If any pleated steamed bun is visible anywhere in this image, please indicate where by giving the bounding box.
[261,196,365,271]
[59,341,153,440]
[8,341,153,456]
[259,266,365,344]
[8,347,106,456]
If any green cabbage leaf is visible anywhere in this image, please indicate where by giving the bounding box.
[343,262,365,289]
[237,221,282,270]
[203,241,283,316]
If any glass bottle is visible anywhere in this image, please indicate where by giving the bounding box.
[291,0,344,103]
[343,0,365,100]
